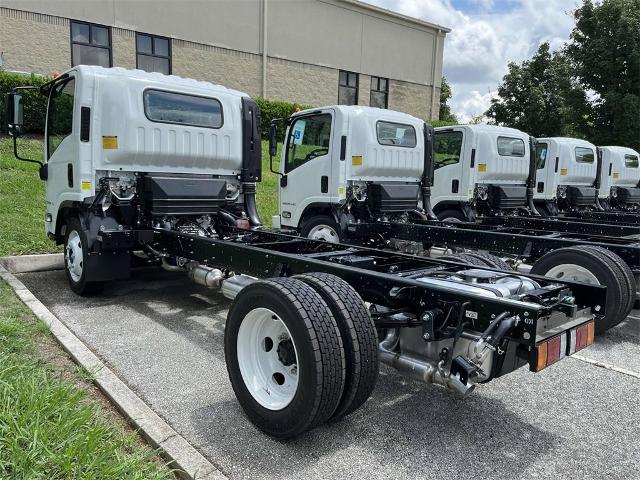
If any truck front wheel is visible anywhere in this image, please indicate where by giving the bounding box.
[300,215,342,243]
[63,218,103,296]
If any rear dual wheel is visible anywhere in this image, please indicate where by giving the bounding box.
[531,246,634,334]
[225,275,378,439]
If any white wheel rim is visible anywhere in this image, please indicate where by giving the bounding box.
[442,217,462,223]
[307,224,340,243]
[65,230,83,282]
[545,264,600,285]
[237,308,299,410]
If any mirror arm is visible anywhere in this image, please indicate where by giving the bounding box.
[13,136,43,167]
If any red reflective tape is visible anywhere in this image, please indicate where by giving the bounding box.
[547,335,562,365]
[576,325,588,351]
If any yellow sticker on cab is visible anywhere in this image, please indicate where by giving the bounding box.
[81,181,92,190]
[102,136,118,149]
[560,168,568,176]
[352,155,363,166]
[613,172,620,179]
[478,163,487,172]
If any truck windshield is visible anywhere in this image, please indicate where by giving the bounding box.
[285,114,332,173]
[625,154,639,168]
[434,131,463,169]
[376,121,416,147]
[47,78,75,159]
[575,147,595,163]
[536,142,548,169]
[497,136,525,157]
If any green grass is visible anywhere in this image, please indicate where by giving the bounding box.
[0,281,173,479]
[0,137,282,257]
[0,137,60,256]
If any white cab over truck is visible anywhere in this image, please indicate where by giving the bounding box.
[431,125,535,222]
[6,68,606,438]
[533,137,599,215]
[598,146,640,211]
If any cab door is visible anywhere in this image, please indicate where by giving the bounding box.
[432,128,465,208]
[279,112,334,228]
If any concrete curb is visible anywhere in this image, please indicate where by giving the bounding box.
[0,253,65,273]
[0,262,226,480]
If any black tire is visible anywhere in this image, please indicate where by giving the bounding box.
[300,215,342,243]
[581,246,636,320]
[439,253,488,267]
[530,246,626,334]
[437,208,467,223]
[460,252,513,271]
[63,218,103,296]
[225,277,346,439]
[295,273,378,420]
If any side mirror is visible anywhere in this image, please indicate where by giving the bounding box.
[6,93,25,137]
[269,124,278,157]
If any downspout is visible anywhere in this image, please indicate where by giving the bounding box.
[422,123,438,220]
[262,0,268,98]
[430,30,441,120]
[526,136,541,216]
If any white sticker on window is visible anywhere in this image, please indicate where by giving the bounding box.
[292,120,306,145]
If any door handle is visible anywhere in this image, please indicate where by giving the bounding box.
[321,176,328,193]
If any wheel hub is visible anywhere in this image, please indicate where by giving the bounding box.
[65,230,83,282]
[545,263,600,285]
[307,224,340,243]
[277,339,296,366]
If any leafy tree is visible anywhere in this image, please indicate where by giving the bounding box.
[486,43,591,138]
[438,77,458,123]
[567,0,640,150]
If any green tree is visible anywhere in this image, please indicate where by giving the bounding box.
[438,77,458,123]
[567,0,640,151]
[486,43,591,137]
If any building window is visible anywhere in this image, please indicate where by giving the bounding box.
[136,33,171,74]
[370,76,388,109]
[70,20,111,67]
[338,70,358,105]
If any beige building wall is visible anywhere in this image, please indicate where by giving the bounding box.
[266,57,337,106]
[388,79,434,121]
[112,27,136,70]
[357,74,371,107]
[0,7,70,74]
[171,40,263,98]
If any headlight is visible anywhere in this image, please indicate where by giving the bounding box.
[557,186,567,199]
[475,184,489,201]
[610,187,618,198]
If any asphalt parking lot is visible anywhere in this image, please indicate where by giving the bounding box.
[19,267,640,480]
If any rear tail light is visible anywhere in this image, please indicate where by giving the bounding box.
[532,320,594,372]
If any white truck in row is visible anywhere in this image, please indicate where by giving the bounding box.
[6,67,604,438]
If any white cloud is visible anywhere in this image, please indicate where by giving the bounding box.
[365,0,579,122]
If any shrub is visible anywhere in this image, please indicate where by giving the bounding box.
[0,70,51,134]
[255,97,311,141]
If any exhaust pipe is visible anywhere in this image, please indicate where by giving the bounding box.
[243,182,262,227]
[526,136,541,216]
[221,274,257,300]
[378,330,475,395]
[187,264,224,288]
[594,148,605,211]
[422,123,439,220]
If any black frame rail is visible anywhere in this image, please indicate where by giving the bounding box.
[478,216,640,238]
[563,210,640,226]
[136,227,606,348]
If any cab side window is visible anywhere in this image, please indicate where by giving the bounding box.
[575,147,595,163]
[434,131,463,170]
[285,114,332,173]
[47,78,75,158]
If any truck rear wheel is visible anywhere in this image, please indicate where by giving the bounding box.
[295,273,378,420]
[530,246,627,334]
[63,218,103,296]
[300,215,342,243]
[225,277,346,438]
[458,252,512,271]
[437,208,467,222]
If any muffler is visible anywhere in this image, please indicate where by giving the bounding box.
[187,264,224,288]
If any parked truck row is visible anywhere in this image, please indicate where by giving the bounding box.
[5,66,633,438]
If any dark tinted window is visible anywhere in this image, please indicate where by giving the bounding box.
[143,90,222,128]
[575,146,594,163]
[71,21,111,67]
[338,70,358,105]
[285,114,332,173]
[434,131,463,169]
[624,154,639,168]
[47,78,75,158]
[497,136,525,156]
[536,142,548,169]
[136,33,171,75]
[370,76,388,109]
[376,121,416,147]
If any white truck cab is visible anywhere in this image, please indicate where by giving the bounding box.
[598,146,640,210]
[6,66,262,293]
[272,105,427,241]
[533,137,598,215]
[432,125,534,221]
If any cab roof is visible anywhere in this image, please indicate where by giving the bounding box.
[293,105,424,125]
[435,124,529,138]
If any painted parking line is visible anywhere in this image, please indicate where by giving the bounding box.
[572,354,640,380]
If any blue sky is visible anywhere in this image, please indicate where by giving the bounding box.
[364,0,580,121]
